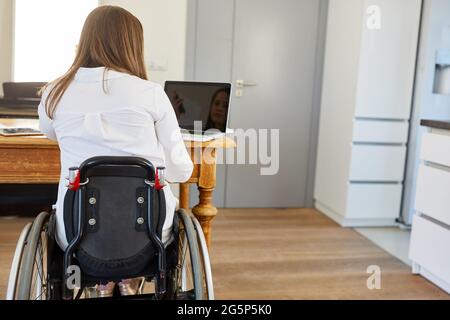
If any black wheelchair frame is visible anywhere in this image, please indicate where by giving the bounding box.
[7,156,212,300]
[62,157,167,299]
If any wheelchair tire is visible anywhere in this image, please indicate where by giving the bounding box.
[176,209,204,300]
[6,222,32,300]
[15,211,50,300]
[191,215,215,300]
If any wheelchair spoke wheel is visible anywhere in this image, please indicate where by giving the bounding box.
[6,223,32,300]
[179,232,194,295]
[30,233,48,300]
[16,211,50,300]
[175,209,204,300]
[191,215,214,300]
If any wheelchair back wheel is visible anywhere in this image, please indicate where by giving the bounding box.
[191,215,215,300]
[174,209,205,300]
[8,208,213,300]
[6,222,32,300]
[15,211,51,300]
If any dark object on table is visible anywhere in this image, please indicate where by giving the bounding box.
[3,82,46,100]
[0,82,46,118]
[0,106,39,118]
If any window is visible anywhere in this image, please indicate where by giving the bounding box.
[13,0,98,82]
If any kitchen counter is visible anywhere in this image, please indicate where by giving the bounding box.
[409,119,450,293]
[420,119,450,131]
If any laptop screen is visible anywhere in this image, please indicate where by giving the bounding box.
[164,81,231,133]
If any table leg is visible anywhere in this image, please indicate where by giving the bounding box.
[179,183,190,210]
[192,187,217,249]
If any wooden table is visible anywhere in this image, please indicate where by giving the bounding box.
[0,118,235,248]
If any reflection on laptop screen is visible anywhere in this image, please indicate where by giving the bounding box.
[164,81,231,133]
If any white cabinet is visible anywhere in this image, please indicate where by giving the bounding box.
[355,0,420,120]
[353,120,409,144]
[346,184,403,221]
[415,165,450,226]
[410,124,450,294]
[410,215,450,293]
[349,145,407,182]
[421,132,450,167]
[314,0,421,226]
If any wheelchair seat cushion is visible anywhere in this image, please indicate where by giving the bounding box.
[47,233,179,282]
[76,243,156,278]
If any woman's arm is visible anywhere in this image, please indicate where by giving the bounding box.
[154,85,193,183]
[38,100,57,141]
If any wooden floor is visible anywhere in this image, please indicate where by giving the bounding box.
[1,208,449,300]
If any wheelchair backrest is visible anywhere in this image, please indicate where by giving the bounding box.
[63,156,166,279]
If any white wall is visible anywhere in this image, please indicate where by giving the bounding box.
[99,0,188,85]
[0,0,13,96]
[314,0,364,216]
[0,0,187,92]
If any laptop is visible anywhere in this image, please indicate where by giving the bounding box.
[164,81,232,141]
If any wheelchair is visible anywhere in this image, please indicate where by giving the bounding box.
[6,156,214,300]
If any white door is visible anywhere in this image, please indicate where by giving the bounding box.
[186,0,327,208]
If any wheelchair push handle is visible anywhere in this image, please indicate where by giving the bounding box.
[79,156,156,180]
[66,159,165,191]
[66,167,90,191]
[155,166,166,190]
[67,167,80,191]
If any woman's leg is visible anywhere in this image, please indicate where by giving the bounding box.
[84,281,115,298]
[97,281,116,297]
[118,278,144,296]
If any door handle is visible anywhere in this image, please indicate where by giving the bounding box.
[236,80,258,88]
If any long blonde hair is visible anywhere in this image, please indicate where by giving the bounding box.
[43,5,148,119]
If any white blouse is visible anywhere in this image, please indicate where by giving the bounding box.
[38,67,193,249]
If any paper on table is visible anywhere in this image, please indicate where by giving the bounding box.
[0,128,42,137]
[0,119,40,130]
[0,119,42,136]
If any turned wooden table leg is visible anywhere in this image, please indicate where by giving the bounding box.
[192,146,217,249]
[179,183,190,210]
[192,187,217,249]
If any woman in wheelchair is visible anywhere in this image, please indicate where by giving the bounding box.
[7,6,214,300]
